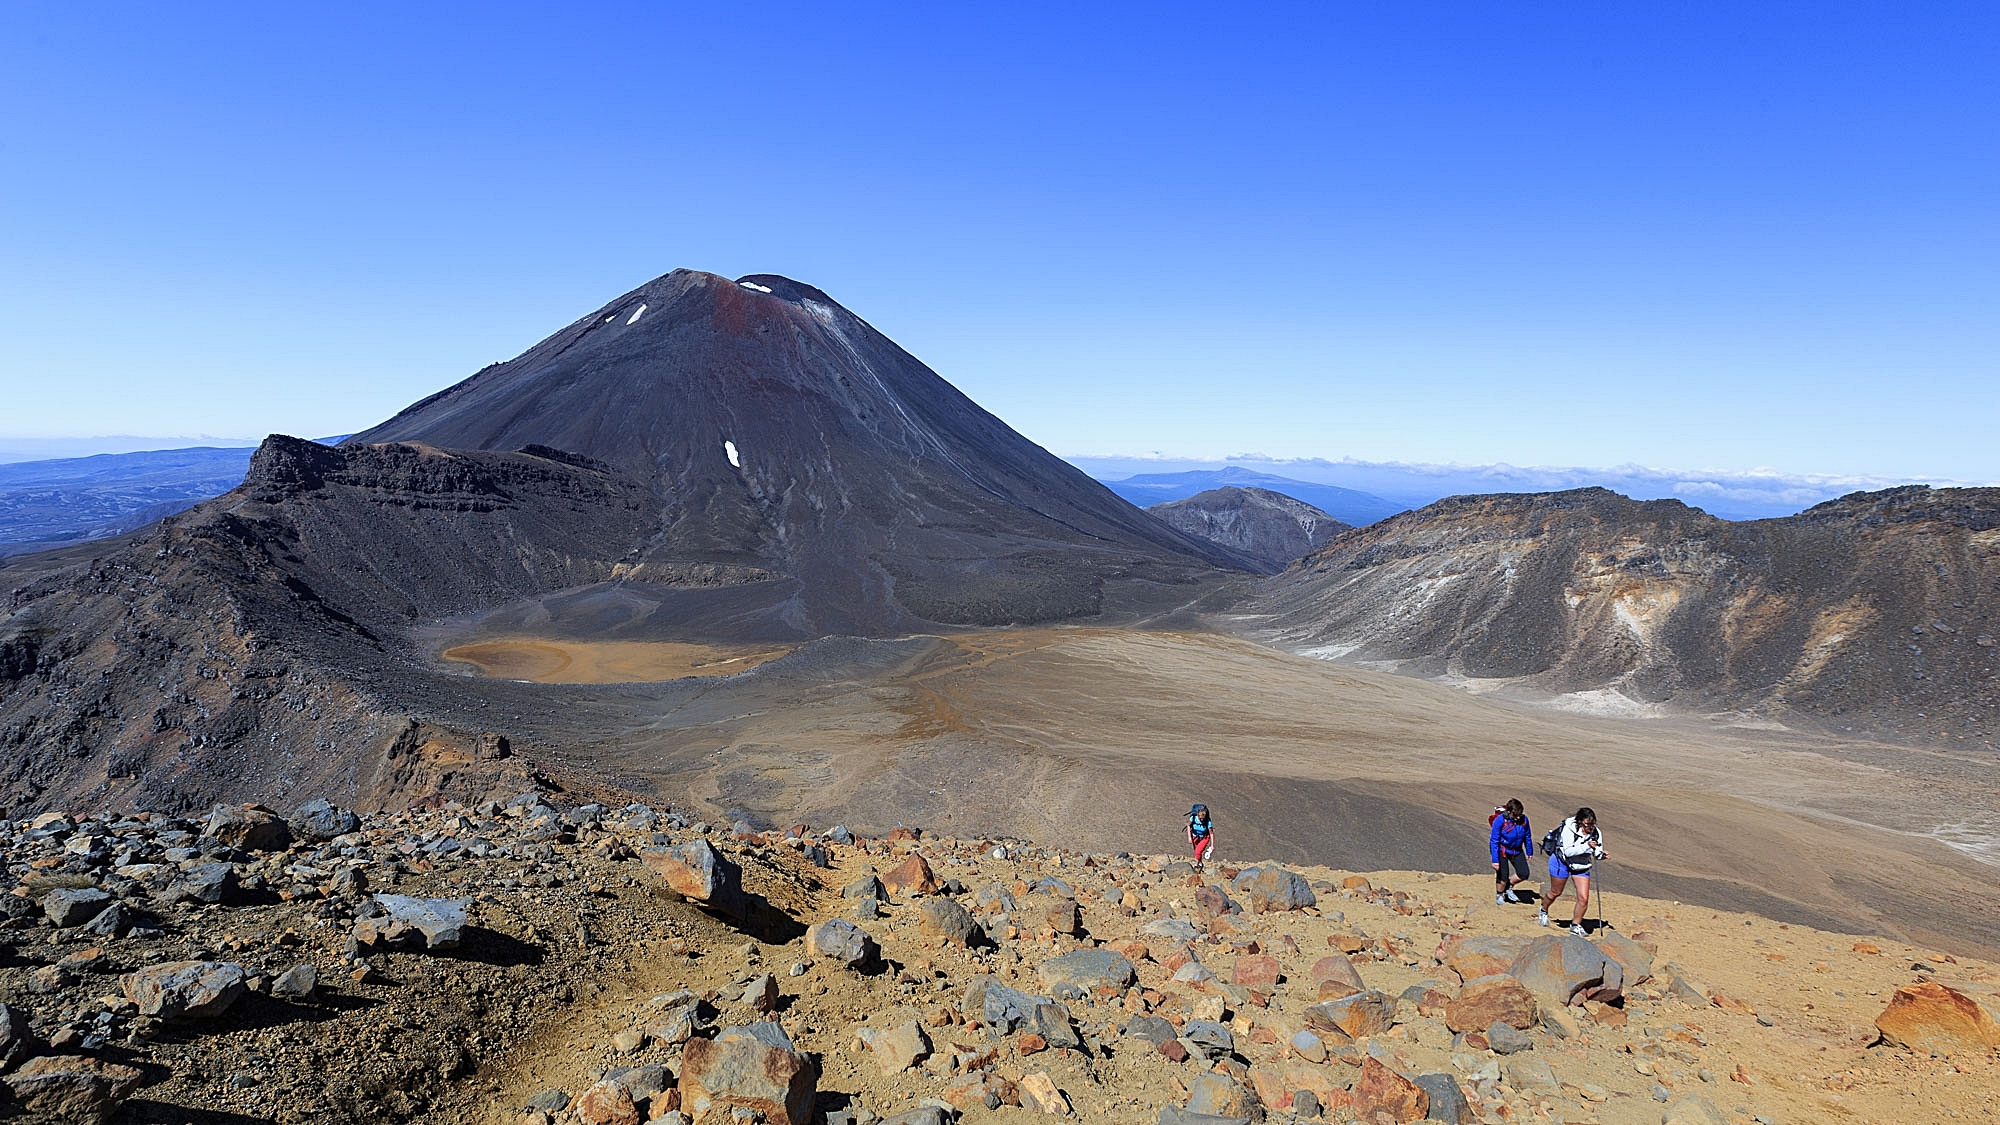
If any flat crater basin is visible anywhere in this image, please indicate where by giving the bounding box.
[439,638,793,684]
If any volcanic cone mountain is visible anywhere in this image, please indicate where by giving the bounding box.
[0,270,1250,811]
[350,270,1249,631]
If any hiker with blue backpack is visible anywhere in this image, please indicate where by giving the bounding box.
[1187,804,1215,869]
[1489,798,1534,904]
[1539,806,1606,935]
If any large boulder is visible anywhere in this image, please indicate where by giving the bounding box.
[164,860,240,905]
[1230,866,1315,913]
[1352,1056,1428,1123]
[1304,989,1396,1040]
[1874,981,2000,1055]
[1506,934,1620,1005]
[679,1022,815,1125]
[1444,974,1539,1032]
[917,896,978,946]
[0,1004,33,1067]
[290,798,362,841]
[858,1020,932,1075]
[805,918,879,970]
[962,977,1078,1047]
[1592,930,1654,985]
[41,887,113,929]
[642,839,745,917]
[1037,948,1136,999]
[204,803,293,852]
[1310,953,1366,997]
[371,895,471,950]
[122,960,248,1019]
[3,1056,145,1124]
[1439,934,1536,981]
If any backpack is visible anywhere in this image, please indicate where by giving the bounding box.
[1540,826,1563,856]
[1487,806,1506,828]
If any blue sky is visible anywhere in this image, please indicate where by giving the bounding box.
[2,3,1995,480]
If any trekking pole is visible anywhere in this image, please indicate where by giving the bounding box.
[1593,866,1608,932]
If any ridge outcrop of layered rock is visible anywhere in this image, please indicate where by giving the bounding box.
[1259,485,2000,744]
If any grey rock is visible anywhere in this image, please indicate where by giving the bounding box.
[1156,1110,1252,1125]
[1661,1096,1731,1125]
[1036,947,1136,998]
[806,918,879,970]
[1487,1021,1534,1054]
[1415,1073,1471,1123]
[123,960,248,1019]
[1502,1056,1559,1093]
[291,798,361,842]
[1125,1014,1179,1045]
[165,860,239,905]
[42,887,113,928]
[0,1004,34,1067]
[1181,1019,1235,1059]
[270,963,318,1000]
[1230,865,1317,912]
[524,1089,570,1111]
[917,896,978,946]
[372,895,471,949]
[80,901,138,938]
[841,874,885,900]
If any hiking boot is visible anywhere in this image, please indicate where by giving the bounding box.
[1569,923,1588,937]
[1496,892,1507,905]
[1537,910,1550,926]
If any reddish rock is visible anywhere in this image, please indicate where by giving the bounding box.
[1441,934,1537,982]
[575,1079,640,1125]
[887,826,920,842]
[204,803,294,852]
[1311,953,1365,991]
[1233,954,1283,988]
[1874,981,2000,1056]
[1353,1056,1428,1123]
[679,1024,815,1125]
[1195,884,1238,918]
[1017,1032,1047,1054]
[641,839,746,917]
[882,853,939,897]
[1444,974,1539,1032]
[1246,1065,1294,1110]
[1341,876,1373,892]
[3,1055,145,1123]
[1304,989,1395,1039]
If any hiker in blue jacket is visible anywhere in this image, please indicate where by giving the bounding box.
[1489,798,1534,905]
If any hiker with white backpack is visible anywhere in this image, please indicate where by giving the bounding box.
[1539,806,1606,935]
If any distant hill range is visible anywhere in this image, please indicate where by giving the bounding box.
[1077,456,1985,522]
[0,446,257,556]
[1147,486,1348,573]
[0,439,347,557]
[1258,485,2000,746]
[1104,467,1402,527]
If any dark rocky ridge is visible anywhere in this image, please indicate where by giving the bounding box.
[1258,485,2000,743]
[1,270,1251,813]
[1147,486,1349,574]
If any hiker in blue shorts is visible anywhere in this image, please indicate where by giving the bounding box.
[1489,798,1534,904]
[1540,806,1605,935]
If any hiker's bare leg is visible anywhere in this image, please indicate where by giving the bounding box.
[1571,876,1591,924]
[1543,875,1567,911]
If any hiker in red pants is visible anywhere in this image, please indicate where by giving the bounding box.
[1187,804,1215,869]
